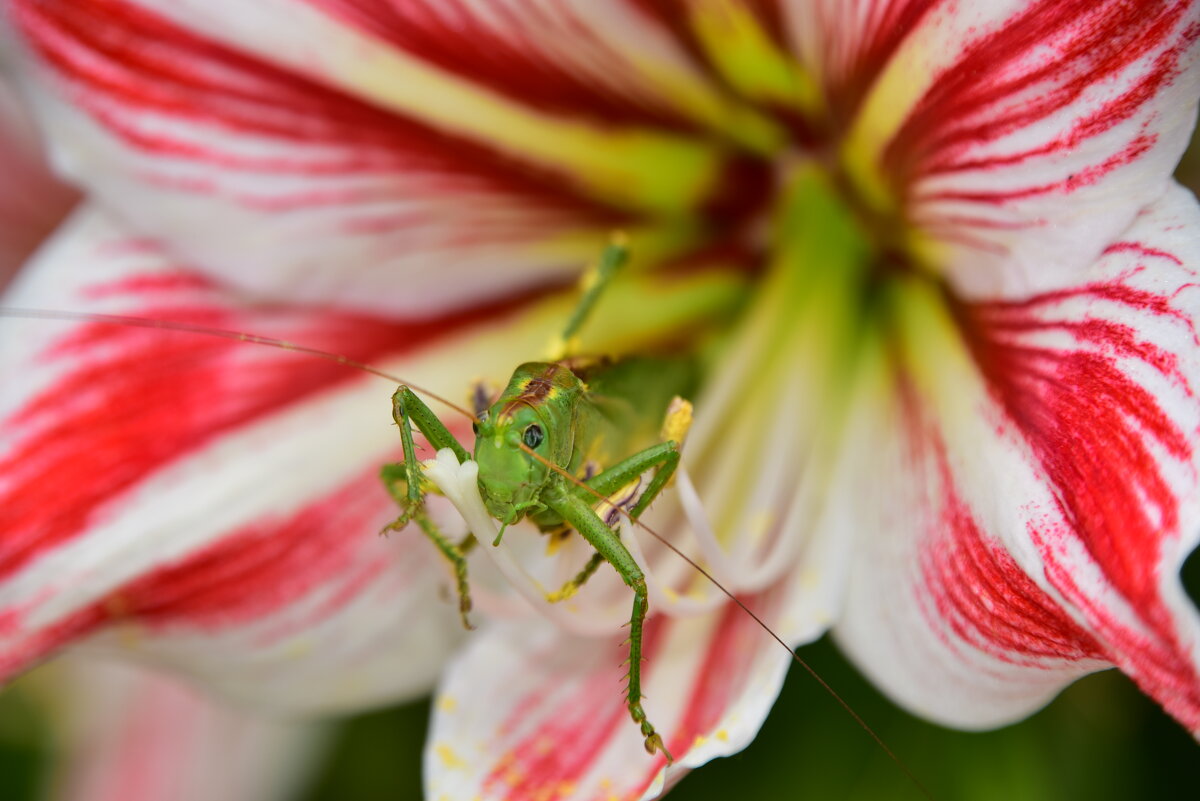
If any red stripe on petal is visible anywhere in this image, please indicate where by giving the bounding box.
[480,593,780,801]
[915,133,1157,205]
[965,290,1190,616]
[0,270,530,583]
[0,606,103,679]
[888,0,1196,186]
[484,619,667,801]
[0,464,400,679]
[952,263,1200,725]
[664,592,775,753]
[12,0,627,223]
[922,455,1106,665]
[101,465,393,632]
[305,0,706,133]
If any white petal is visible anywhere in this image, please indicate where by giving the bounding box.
[836,184,1200,731]
[426,577,808,801]
[1,206,584,708]
[7,0,736,312]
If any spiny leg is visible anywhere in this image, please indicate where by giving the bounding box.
[544,489,673,762]
[414,511,476,630]
[386,387,477,627]
[625,578,664,758]
[379,462,477,628]
[389,385,471,524]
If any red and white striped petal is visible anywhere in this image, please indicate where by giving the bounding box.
[426,578,807,801]
[0,61,77,289]
[47,661,327,801]
[6,0,748,314]
[835,183,1200,731]
[830,0,1200,300]
[0,205,590,710]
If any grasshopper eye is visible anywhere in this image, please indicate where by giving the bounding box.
[522,423,544,449]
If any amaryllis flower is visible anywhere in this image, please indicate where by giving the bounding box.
[2,1,1200,799]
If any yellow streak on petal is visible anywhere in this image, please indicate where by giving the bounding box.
[889,277,981,432]
[688,0,822,113]
[840,23,941,216]
[335,43,721,213]
[438,695,458,713]
[617,50,784,154]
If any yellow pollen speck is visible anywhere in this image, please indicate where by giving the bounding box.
[438,695,458,713]
[692,734,709,747]
[600,778,613,790]
[715,729,730,742]
[662,586,680,602]
[435,744,467,770]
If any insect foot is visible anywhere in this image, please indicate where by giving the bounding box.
[630,702,674,763]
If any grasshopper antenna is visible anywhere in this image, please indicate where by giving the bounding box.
[522,443,937,801]
[5,305,932,798]
[0,307,479,421]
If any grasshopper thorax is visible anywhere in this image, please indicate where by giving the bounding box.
[472,362,583,524]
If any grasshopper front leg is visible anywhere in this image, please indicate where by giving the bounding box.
[384,386,476,628]
[543,440,680,603]
[542,487,674,763]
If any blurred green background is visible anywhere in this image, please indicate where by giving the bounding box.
[5,105,1200,801]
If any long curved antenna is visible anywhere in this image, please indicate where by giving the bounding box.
[4,305,931,798]
[521,442,937,801]
[0,307,478,420]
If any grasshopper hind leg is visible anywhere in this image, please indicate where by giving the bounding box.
[626,576,672,761]
[544,489,674,763]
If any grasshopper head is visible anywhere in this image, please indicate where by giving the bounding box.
[472,404,554,524]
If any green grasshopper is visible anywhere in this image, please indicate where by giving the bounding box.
[379,241,693,762]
